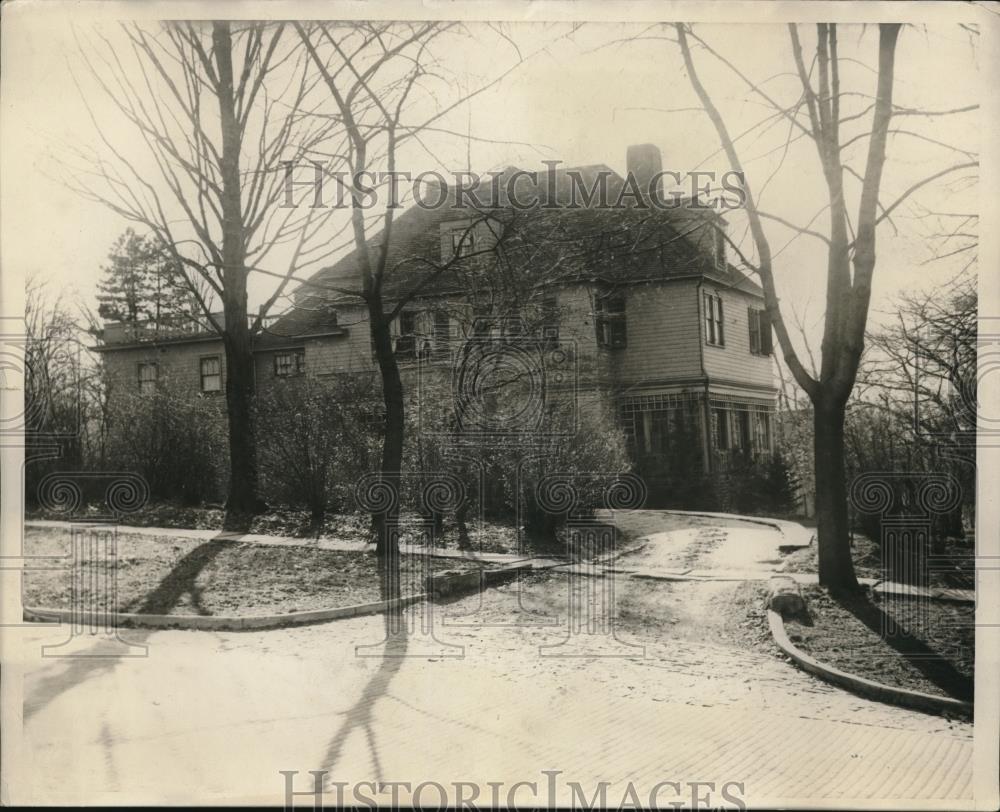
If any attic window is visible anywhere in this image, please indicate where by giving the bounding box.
[714,228,726,271]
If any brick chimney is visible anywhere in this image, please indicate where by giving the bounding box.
[626,143,663,204]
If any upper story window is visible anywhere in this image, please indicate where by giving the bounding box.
[704,291,725,346]
[451,228,475,258]
[748,308,773,355]
[273,351,304,377]
[540,295,559,346]
[433,310,450,357]
[596,293,627,349]
[394,311,417,359]
[502,310,525,340]
[714,228,726,271]
[200,356,222,391]
[470,304,493,337]
[137,362,158,394]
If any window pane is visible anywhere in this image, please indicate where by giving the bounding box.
[138,363,157,392]
[274,353,304,376]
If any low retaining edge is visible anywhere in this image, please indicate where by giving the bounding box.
[23,593,429,632]
[767,608,972,718]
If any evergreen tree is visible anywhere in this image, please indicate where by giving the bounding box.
[96,229,192,324]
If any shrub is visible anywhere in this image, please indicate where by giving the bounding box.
[409,370,631,545]
[728,449,798,516]
[104,383,228,505]
[257,375,380,523]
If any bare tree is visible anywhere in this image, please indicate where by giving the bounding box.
[292,21,528,575]
[60,21,340,527]
[675,22,978,589]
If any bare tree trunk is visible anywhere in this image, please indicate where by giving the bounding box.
[368,298,404,576]
[214,21,264,528]
[813,397,858,590]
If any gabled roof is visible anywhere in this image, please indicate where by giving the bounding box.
[285,163,763,323]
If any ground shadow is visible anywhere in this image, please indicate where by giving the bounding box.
[24,629,153,721]
[318,604,409,787]
[834,591,973,702]
[126,534,238,615]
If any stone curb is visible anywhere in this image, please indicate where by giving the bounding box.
[22,562,542,633]
[767,607,972,718]
[23,593,430,632]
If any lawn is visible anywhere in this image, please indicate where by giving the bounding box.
[22,527,487,618]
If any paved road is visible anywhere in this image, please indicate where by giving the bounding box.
[9,516,978,807]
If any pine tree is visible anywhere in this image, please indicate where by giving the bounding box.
[96,229,192,325]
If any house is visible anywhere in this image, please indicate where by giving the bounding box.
[94,144,777,507]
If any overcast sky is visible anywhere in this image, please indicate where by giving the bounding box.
[1,6,982,364]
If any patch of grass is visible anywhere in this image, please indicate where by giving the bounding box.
[23,528,487,617]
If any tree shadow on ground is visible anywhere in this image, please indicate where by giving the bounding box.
[317,602,409,787]
[24,629,152,721]
[833,590,973,702]
[126,534,238,615]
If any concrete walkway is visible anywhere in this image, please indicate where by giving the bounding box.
[24,519,546,566]
[10,586,975,807]
[12,513,980,806]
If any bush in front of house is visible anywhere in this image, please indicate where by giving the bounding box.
[727,449,798,517]
[409,371,632,548]
[104,381,228,505]
[256,375,381,524]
